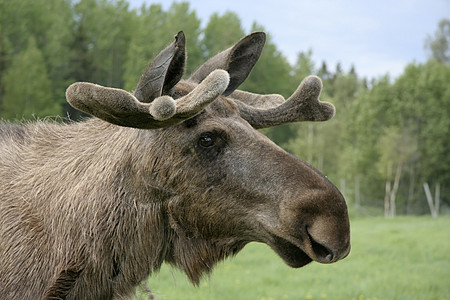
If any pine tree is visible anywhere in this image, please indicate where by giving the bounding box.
[1,37,60,120]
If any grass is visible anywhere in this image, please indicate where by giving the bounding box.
[137,217,450,300]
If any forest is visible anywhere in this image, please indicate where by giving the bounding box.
[0,0,449,217]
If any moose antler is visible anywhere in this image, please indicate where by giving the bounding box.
[66,69,230,129]
[187,31,335,129]
[231,75,335,129]
[66,31,230,129]
[66,31,334,130]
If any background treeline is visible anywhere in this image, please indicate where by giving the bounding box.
[0,0,449,217]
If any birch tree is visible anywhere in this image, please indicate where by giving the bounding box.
[376,127,417,217]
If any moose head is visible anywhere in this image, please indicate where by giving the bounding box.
[66,31,350,284]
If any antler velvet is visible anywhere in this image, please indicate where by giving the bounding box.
[66,31,336,131]
[232,75,335,129]
[66,70,230,129]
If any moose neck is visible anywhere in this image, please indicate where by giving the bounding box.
[16,118,175,297]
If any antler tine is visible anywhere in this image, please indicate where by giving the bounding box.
[233,75,335,129]
[229,89,285,109]
[66,70,230,129]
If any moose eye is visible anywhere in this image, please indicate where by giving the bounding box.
[198,133,215,148]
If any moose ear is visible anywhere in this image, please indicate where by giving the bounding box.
[189,32,266,96]
[134,31,186,103]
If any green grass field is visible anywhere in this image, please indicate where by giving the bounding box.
[137,217,450,300]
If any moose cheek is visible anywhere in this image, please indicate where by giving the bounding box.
[196,139,227,163]
[198,147,222,162]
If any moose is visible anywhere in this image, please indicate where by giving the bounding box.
[0,31,350,299]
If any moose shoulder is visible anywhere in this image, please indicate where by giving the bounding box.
[0,31,350,299]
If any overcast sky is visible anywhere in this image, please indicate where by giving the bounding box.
[128,0,449,79]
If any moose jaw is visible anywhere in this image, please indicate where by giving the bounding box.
[0,31,350,299]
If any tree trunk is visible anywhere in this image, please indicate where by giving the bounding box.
[384,162,392,218]
[435,183,440,216]
[317,152,324,172]
[355,175,360,209]
[406,164,415,215]
[340,178,346,200]
[423,182,439,218]
[389,161,403,217]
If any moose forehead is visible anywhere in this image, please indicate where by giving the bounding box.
[174,80,241,128]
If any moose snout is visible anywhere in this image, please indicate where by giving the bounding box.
[305,217,351,263]
[278,181,351,265]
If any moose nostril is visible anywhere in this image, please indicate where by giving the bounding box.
[307,231,334,263]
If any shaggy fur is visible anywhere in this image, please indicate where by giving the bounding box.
[0,32,350,299]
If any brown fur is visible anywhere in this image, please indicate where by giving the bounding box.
[0,32,350,300]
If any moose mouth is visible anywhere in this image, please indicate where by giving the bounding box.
[269,234,312,267]
[267,230,335,268]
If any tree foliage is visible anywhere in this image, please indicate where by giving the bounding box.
[0,1,448,215]
[425,18,450,64]
[1,37,58,119]
[203,11,245,59]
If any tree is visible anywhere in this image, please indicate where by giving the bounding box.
[423,182,440,218]
[164,2,202,75]
[292,49,315,81]
[1,37,59,120]
[0,0,73,114]
[123,3,166,91]
[33,0,73,104]
[341,76,393,209]
[425,18,450,64]
[376,127,417,217]
[202,11,245,59]
[317,61,332,84]
[66,23,96,120]
[72,0,133,88]
[123,2,202,90]
[392,60,450,213]
[0,25,13,111]
[0,25,13,85]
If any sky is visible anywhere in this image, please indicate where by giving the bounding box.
[127,0,449,79]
